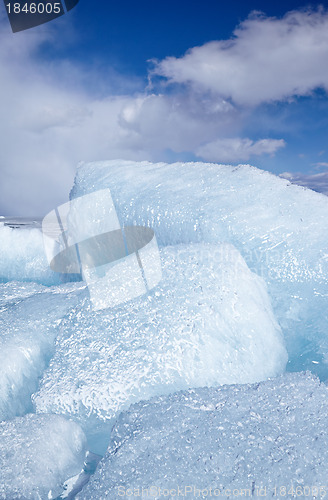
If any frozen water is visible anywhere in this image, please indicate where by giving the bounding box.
[42,189,162,310]
[70,160,328,378]
[0,280,81,421]
[0,160,327,498]
[0,224,61,285]
[33,243,287,454]
[1,161,327,378]
[0,413,86,500]
[77,372,328,500]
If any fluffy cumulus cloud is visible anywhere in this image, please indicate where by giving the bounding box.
[153,8,328,106]
[1,7,328,214]
[0,18,243,215]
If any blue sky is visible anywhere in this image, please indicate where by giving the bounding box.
[1,0,328,215]
[45,0,315,75]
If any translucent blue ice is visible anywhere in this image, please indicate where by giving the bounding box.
[0,160,328,497]
[0,224,61,285]
[0,413,86,500]
[77,372,328,500]
[0,281,81,420]
[33,243,286,454]
[70,160,328,378]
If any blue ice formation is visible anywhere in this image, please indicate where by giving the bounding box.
[33,243,287,453]
[0,413,86,499]
[0,160,327,497]
[0,280,82,421]
[70,160,328,379]
[77,372,328,499]
[0,224,62,285]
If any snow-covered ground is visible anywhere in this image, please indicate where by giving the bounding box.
[0,161,327,498]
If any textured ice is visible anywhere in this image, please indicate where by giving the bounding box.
[1,160,328,497]
[0,413,86,500]
[0,281,81,420]
[33,243,287,453]
[78,372,328,500]
[0,224,61,285]
[70,160,328,378]
[42,189,162,310]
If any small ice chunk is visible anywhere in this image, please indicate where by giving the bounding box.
[0,413,86,500]
[0,281,80,420]
[0,224,61,285]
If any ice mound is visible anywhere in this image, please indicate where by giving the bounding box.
[78,372,328,499]
[0,224,61,285]
[0,281,81,421]
[70,160,328,378]
[0,413,86,500]
[33,243,287,453]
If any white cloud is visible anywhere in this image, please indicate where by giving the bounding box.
[0,10,291,215]
[152,8,328,106]
[280,171,328,195]
[196,138,285,162]
[313,162,328,169]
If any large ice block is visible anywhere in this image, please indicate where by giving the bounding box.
[70,160,328,378]
[33,243,287,453]
[77,372,328,499]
